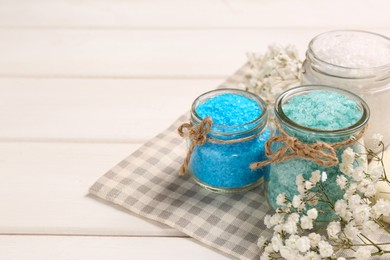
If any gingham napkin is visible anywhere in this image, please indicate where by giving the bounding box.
[89,65,274,259]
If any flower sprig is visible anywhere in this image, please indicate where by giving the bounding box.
[241,44,302,104]
[258,135,390,260]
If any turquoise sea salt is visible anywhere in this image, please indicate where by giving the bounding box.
[266,86,368,220]
[188,90,270,192]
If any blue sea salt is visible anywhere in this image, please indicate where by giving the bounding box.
[189,93,270,190]
[266,90,364,220]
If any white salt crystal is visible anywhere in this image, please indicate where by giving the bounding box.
[312,31,390,68]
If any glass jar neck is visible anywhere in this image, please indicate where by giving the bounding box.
[275,85,369,143]
[303,31,390,93]
[190,89,268,140]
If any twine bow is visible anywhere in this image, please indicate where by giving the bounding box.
[177,117,212,176]
[250,123,367,170]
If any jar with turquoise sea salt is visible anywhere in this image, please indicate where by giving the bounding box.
[263,85,369,221]
[178,89,270,193]
[301,30,390,145]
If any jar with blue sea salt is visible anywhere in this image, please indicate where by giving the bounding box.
[264,85,369,221]
[301,30,390,145]
[179,89,270,193]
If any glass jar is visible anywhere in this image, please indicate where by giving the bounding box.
[265,85,369,221]
[301,30,390,145]
[187,89,270,193]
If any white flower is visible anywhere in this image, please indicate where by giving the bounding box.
[296,236,311,253]
[318,240,334,258]
[270,213,284,227]
[307,208,318,220]
[352,166,365,182]
[336,175,348,190]
[340,162,354,176]
[300,216,313,230]
[305,181,314,190]
[304,251,320,260]
[276,193,286,206]
[283,219,298,234]
[280,246,298,259]
[353,204,371,224]
[372,198,390,217]
[257,236,268,249]
[326,221,341,239]
[357,178,376,197]
[271,234,283,252]
[365,133,383,151]
[296,175,306,195]
[368,165,384,181]
[292,195,303,208]
[288,213,300,224]
[337,257,346,260]
[335,199,350,220]
[285,235,299,249]
[344,222,359,240]
[348,194,362,210]
[308,233,321,248]
[264,215,272,228]
[355,247,372,260]
[342,147,355,165]
[321,171,327,182]
[260,253,270,260]
[310,170,321,184]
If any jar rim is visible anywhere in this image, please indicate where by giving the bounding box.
[308,30,390,71]
[275,85,370,136]
[191,88,268,137]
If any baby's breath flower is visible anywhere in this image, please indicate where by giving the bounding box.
[327,221,341,239]
[276,193,286,206]
[271,234,284,252]
[365,133,383,152]
[257,236,268,249]
[344,222,360,241]
[318,240,334,258]
[308,233,321,248]
[321,171,328,182]
[372,198,390,218]
[300,216,313,230]
[292,195,303,208]
[245,44,302,103]
[283,219,298,235]
[353,204,371,224]
[310,170,321,184]
[296,236,311,253]
[352,166,365,182]
[336,175,348,190]
[342,147,355,165]
[306,208,318,220]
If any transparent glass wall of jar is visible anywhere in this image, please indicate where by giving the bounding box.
[301,30,390,145]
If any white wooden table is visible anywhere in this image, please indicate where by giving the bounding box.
[0,1,389,259]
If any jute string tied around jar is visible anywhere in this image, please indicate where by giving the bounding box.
[250,122,368,170]
[177,117,266,176]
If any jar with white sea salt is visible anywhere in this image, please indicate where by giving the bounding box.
[301,30,390,145]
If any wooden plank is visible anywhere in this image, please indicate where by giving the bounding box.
[0,0,389,29]
[0,235,229,259]
[0,79,219,141]
[0,142,183,237]
[2,29,390,79]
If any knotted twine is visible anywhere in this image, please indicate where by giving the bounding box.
[250,122,368,170]
[177,117,266,176]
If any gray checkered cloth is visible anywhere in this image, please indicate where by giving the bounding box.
[89,65,274,259]
[89,64,390,259]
